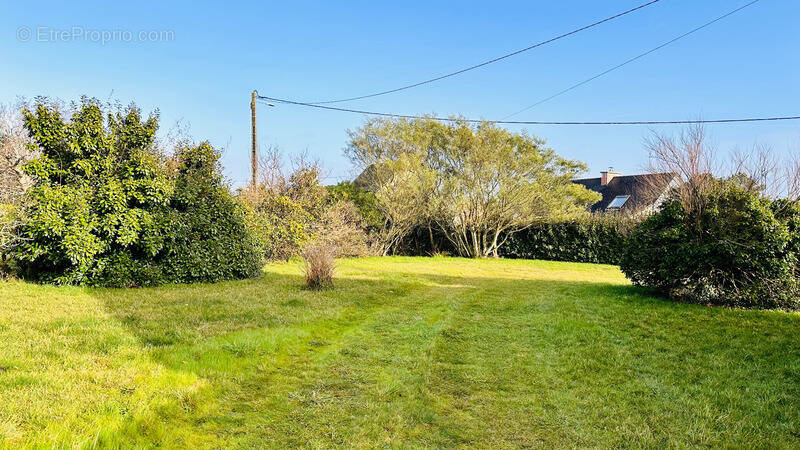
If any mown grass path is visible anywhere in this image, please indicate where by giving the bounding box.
[0,257,798,447]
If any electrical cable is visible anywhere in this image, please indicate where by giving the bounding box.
[502,0,761,119]
[306,0,664,104]
[257,94,799,125]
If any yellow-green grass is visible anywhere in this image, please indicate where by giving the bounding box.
[0,257,799,448]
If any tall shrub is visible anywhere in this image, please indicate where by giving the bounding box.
[154,143,262,284]
[10,99,260,286]
[239,166,319,261]
[13,99,173,284]
[242,163,372,260]
[242,191,313,261]
[620,181,800,310]
[312,200,370,257]
[327,181,384,234]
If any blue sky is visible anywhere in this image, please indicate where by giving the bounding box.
[1,0,798,187]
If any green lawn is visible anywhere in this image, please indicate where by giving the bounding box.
[0,257,799,448]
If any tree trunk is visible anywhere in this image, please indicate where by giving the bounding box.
[471,230,481,258]
[427,223,438,254]
[488,229,501,258]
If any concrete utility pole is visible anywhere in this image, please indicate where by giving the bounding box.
[250,90,258,186]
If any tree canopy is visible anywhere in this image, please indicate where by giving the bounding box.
[346,117,600,257]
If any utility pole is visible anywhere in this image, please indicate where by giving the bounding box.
[250,90,258,186]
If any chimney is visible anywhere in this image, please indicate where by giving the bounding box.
[600,167,621,186]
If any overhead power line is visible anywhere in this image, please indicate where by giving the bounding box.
[257,94,800,126]
[306,0,663,104]
[503,0,761,119]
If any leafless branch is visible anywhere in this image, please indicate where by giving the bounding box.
[0,103,36,202]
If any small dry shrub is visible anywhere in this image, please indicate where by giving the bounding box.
[313,201,371,257]
[303,244,335,290]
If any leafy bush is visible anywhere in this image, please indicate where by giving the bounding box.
[9,99,261,286]
[620,181,800,310]
[500,216,632,264]
[88,144,263,287]
[302,244,335,289]
[240,186,315,261]
[152,143,262,285]
[238,164,327,262]
[242,166,373,261]
[12,99,172,285]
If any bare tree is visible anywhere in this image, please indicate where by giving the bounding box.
[785,150,800,202]
[0,103,35,270]
[750,140,800,203]
[155,118,192,155]
[257,144,287,191]
[0,103,36,202]
[730,143,782,197]
[646,124,800,222]
[645,124,720,228]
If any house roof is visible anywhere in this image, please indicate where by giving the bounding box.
[572,172,677,213]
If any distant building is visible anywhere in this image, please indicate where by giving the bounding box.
[572,168,678,214]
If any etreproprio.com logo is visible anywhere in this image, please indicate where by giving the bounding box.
[16,26,174,44]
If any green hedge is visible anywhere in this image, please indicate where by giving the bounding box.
[391,218,631,264]
[499,219,629,264]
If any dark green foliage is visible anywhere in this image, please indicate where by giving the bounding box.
[771,198,800,258]
[393,225,453,256]
[10,99,260,286]
[500,218,630,264]
[620,182,800,310]
[152,143,262,285]
[394,217,631,263]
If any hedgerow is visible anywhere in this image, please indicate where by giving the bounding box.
[500,216,632,264]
